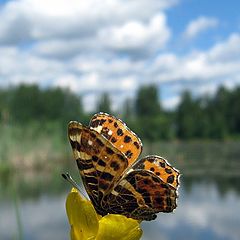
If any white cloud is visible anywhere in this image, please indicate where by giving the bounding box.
[0,0,176,44]
[0,0,240,111]
[183,16,219,40]
[152,34,240,84]
[208,33,240,62]
[32,14,171,59]
[0,46,64,86]
[98,14,170,56]
[1,33,240,111]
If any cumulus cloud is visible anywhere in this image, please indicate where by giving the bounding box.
[183,16,219,40]
[32,14,170,58]
[98,14,170,57]
[208,33,240,62]
[0,0,175,59]
[1,33,240,111]
[0,0,176,44]
[0,0,240,111]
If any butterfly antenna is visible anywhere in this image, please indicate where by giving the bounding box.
[62,172,88,199]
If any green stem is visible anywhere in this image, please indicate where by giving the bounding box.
[13,186,23,240]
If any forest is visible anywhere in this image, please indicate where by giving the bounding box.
[0,83,240,141]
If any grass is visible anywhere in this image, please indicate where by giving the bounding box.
[0,122,70,173]
[1,122,240,176]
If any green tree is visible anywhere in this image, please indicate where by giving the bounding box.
[96,92,112,113]
[192,98,211,138]
[176,87,230,140]
[122,98,133,119]
[205,87,230,139]
[134,85,172,141]
[0,89,10,123]
[61,89,84,124]
[42,87,83,125]
[7,84,83,126]
[9,84,43,123]
[135,85,161,117]
[176,91,199,139]
[229,87,240,135]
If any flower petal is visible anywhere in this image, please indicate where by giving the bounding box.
[66,188,99,240]
[96,214,142,240]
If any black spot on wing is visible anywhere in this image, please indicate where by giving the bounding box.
[98,159,106,167]
[124,135,132,143]
[96,138,104,147]
[125,150,133,158]
[117,128,123,136]
[70,140,81,152]
[101,172,114,181]
[160,162,166,168]
[167,175,175,184]
[165,168,173,174]
[106,147,114,155]
[76,159,93,171]
[110,161,120,171]
[133,141,140,149]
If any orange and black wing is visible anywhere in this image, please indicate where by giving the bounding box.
[68,121,129,216]
[104,155,180,220]
[89,112,142,166]
[68,114,180,221]
[133,155,180,188]
[105,169,178,221]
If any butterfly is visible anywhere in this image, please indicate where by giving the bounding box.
[67,112,180,221]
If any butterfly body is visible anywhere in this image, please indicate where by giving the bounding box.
[68,113,180,221]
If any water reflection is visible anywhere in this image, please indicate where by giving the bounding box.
[1,178,240,240]
[0,193,68,240]
[183,176,240,197]
[142,179,240,240]
[1,141,240,240]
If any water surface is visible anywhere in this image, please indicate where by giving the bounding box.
[1,142,240,240]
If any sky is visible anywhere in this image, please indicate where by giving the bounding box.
[0,0,240,111]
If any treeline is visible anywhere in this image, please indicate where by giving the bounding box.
[0,84,240,140]
[0,85,84,127]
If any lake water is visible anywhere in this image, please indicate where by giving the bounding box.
[1,142,240,240]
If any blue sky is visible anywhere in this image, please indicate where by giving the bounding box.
[0,0,240,111]
[168,0,240,49]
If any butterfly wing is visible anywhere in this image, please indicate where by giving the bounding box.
[105,169,178,221]
[69,115,180,221]
[90,112,142,165]
[104,155,179,220]
[133,155,180,188]
[68,121,129,216]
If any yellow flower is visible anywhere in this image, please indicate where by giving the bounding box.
[66,188,143,240]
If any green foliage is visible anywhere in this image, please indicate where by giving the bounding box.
[176,91,208,139]
[0,83,240,141]
[134,85,170,141]
[135,115,174,141]
[135,84,161,117]
[0,122,69,172]
[96,92,112,114]
[122,98,134,119]
[9,84,42,123]
[0,88,10,123]
[229,87,240,134]
[3,84,83,127]
[175,87,238,140]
